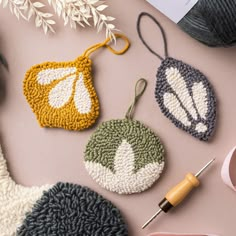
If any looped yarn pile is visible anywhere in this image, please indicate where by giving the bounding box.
[84,78,165,194]
[18,183,128,236]
[155,57,216,141]
[137,12,217,141]
[0,145,128,236]
[24,56,99,131]
[85,119,165,194]
[23,33,130,131]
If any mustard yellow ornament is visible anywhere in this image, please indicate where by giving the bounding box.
[23,34,130,131]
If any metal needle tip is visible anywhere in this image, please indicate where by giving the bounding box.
[195,158,215,178]
[142,158,215,229]
[142,208,162,229]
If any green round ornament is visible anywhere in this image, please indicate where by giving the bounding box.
[84,79,165,194]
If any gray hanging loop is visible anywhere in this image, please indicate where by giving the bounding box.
[137,12,169,61]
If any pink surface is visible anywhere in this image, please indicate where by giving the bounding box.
[148,233,219,236]
[0,1,236,236]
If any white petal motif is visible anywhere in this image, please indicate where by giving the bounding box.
[195,122,207,133]
[37,67,77,85]
[163,92,191,127]
[85,140,164,194]
[48,75,76,108]
[74,73,92,114]
[85,161,116,191]
[135,162,164,192]
[113,140,135,177]
[192,82,208,119]
[165,67,197,120]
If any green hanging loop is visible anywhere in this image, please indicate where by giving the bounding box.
[125,78,148,119]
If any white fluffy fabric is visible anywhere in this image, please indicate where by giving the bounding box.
[0,146,51,236]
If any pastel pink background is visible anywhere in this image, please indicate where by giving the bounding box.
[0,1,236,236]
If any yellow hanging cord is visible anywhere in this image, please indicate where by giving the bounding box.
[83,33,130,57]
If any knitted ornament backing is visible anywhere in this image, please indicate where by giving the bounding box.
[23,34,130,131]
[84,79,165,194]
[0,146,128,236]
[137,12,217,141]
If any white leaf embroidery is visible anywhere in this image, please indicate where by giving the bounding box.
[74,73,92,114]
[192,82,208,119]
[163,92,191,127]
[85,140,164,194]
[195,122,207,133]
[48,74,76,108]
[165,67,197,120]
[37,67,76,85]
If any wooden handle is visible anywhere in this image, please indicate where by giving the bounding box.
[165,173,200,207]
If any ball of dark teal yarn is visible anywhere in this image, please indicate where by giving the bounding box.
[17,183,128,236]
[178,0,236,47]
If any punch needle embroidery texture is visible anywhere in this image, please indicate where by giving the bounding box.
[137,12,217,141]
[0,145,128,236]
[23,34,130,131]
[85,79,165,194]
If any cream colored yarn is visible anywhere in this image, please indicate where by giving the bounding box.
[0,146,51,236]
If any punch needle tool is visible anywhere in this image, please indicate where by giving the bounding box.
[142,158,215,229]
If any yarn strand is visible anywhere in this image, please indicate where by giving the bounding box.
[125,78,147,119]
[83,33,130,57]
[137,12,168,61]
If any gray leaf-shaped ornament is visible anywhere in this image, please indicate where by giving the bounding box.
[155,57,216,141]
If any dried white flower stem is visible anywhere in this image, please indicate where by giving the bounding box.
[27,1,55,34]
[0,0,56,33]
[87,2,116,40]
[1,0,27,20]
[0,0,117,39]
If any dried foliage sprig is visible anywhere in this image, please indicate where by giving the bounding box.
[26,1,55,34]
[0,0,117,39]
[0,0,56,33]
[48,0,116,39]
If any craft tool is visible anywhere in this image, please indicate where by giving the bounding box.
[142,158,215,229]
